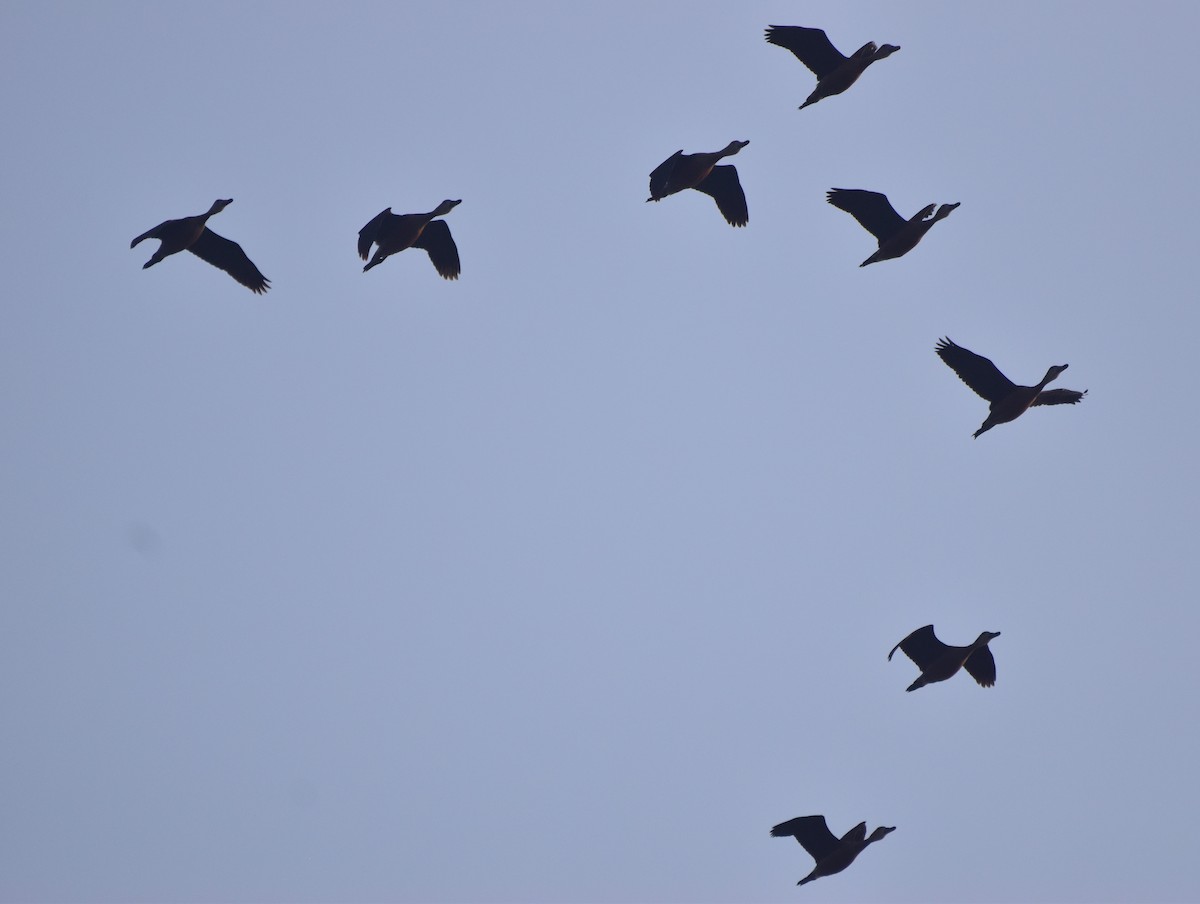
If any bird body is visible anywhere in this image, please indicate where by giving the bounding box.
[647,140,749,227]
[889,625,1001,691]
[765,25,899,109]
[936,337,1087,437]
[827,189,959,266]
[359,199,462,279]
[131,199,269,293]
[771,815,895,885]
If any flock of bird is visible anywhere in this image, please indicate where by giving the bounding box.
[761,24,1083,890]
[128,21,1089,890]
[769,621,1005,887]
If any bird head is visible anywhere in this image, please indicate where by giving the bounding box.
[209,199,234,214]
[932,202,961,222]
[723,140,750,155]
[875,44,901,59]
[977,630,1002,645]
[868,826,897,843]
[434,199,462,216]
[1043,365,1069,385]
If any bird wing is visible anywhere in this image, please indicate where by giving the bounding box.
[131,220,170,248]
[648,151,682,200]
[1031,388,1087,407]
[188,229,270,294]
[771,815,840,861]
[840,822,867,845]
[888,625,945,669]
[826,189,906,243]
[963,646,997,688]
[935,338,1017,403]
[764,26,847,79]
[694,165,748,227]
[412,219,461,280]
[358,208,393,260]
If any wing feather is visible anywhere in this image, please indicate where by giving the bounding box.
[412,220,461,280]
[358,208,393,260]
[188,229,269,294]
[764,26,847,78]
[694,165,748,227]
[826,189,906,243]
[1031,388,1087,407]
[648,151,682,201]
[888,625,945,669]
[936,338,1017,403]
[963,646,997,687]
[771,815,840,861]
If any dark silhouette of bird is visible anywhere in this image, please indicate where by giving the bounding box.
[131,199,269,294]
[358,199,462,279]
[827,189,959,266]
[647,141,750,227]
[765,25,899,110]
[936,337,1087,438]
[889,625,1001,691]
[771,815,895,886]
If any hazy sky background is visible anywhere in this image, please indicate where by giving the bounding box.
[3,3,1199,902]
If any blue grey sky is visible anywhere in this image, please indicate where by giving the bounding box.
[3,3,1198,902]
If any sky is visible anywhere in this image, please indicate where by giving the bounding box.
[2,2,1199,902]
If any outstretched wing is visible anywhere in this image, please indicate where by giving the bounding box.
[189,229,270,294]
[826,189,906,243]
[412,219,461,280]
[131,220,170,248]
[936,337,1017,403]
[771,815,840,862]
[694,165,748,227]
[648,151,682,201]
[888,625,945,670]
[764,26,847,79]
[963,647,997,688]
[1031,388,1087,407]
[358,208,393,260]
